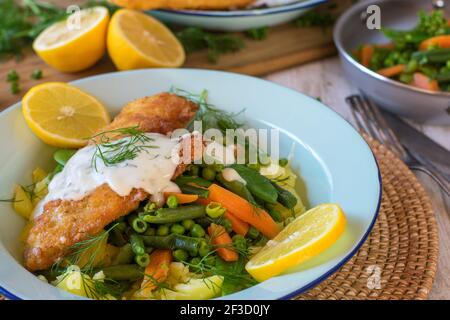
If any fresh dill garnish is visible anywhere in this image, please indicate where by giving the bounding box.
[294,10,336,28]
[0,198,21,203]
[175,27,244,63]
[245,27,268,41]
[89,126,158,171]
[170,87,245,132]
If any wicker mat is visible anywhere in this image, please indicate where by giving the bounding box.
[0,137,439,300]
[296,136,439,300]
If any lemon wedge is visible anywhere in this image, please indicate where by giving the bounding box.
[33,7,109,72]
[245,204,346,282]
[107,9,185,70]
[22,82,110,148]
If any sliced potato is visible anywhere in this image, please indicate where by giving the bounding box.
[32,167,48,184]
[13,185,33,220]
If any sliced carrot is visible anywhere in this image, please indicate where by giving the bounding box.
[361,45,374,67]
[419,35,450,50]
[375,42,395,49]
[141,249,172,291]
[207,184,280,239]
[377,64,405,78]
[412,72,439,91]
[208,223,238,262]
[196,197,250,236]
[223,211,249,236]
[164,192,198,204]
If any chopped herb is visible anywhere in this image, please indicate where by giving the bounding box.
[245,27,268,40]
[10,81,20,94]
[7,70,19,82]
[294,11,335,28]
[89,126,159,171]
[31,69,42,80]
[176,27,244,63]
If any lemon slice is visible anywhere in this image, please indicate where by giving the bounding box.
[107,9,185,70]
[33,7,109,72]
[245,204,346,282]
[22,82,110,148]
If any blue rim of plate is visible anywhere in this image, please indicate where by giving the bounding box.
[0,68,382,300]
[153,0,327,17]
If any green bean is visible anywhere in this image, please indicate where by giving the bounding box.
[187,165,200,176]
[202,167,216,181]
[412,48,450,63]
[129,234,145,256]
[111,244,134,266]
[171,224,185,235]
[271,182,298,209]
[248,227,260,240]
[143,227,156,236]
[198,241,211,257]
[211,164,225,172]
[143,204,206,224]
[101,264,143,281]
[175,176,212,188]
[53,149,76,166]
[182,219,195,230]
[156,225,170,236]
[221,219,233,233]
[109,228,127,247]
[436,71,450,82]
[131,217,148,233]
[142,234,207,253]
[205,202,226,218]
[173,249,189,262]
[267,206,283,222]
[229,164,278,204]
[135,253,150,267]
[166,195,178,208]
[216,173,256,203]
[190,224,206,238]
[178,184,210,198]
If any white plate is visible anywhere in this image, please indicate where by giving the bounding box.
[0,69,381,300]
[150,0,328,31]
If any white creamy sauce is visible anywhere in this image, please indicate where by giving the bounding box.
[222,168,247,185]
[34,133,182,218]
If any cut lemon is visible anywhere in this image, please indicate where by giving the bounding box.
[22,82,110,148]
[33,7,109,72]
[107,9,185,70]
[245,204,346,282]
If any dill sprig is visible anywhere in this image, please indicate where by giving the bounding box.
[170,87,245,132]
[89,126,159,171]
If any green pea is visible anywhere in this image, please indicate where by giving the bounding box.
[202,167,216,181]
[131,217,148,234]
[182,219,195,230]
[279,158,289,167]
[143,227,156,236]
[189,247,198,257]
[135,253,150,267]
[190,224,206,238]
[248,227,260,239]
[171,224,185,235]
[211,164,224,172]
[189,257,202,272]
[232,234,247,252]
[173,249,189,262]
[198,240,211,257]
[166,195,178,208]
[188,165,200,176]
[204,255,216,267]
[156,225,170,236]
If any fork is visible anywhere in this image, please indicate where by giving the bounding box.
[346,95,450,198]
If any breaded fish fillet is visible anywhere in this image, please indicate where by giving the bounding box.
[24,93,198,272]
[109,0,254,10]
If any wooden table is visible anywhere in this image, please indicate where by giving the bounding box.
[265,57,450,300]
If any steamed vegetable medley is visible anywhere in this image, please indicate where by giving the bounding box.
[355,10,450,92]
[15,109,307,299]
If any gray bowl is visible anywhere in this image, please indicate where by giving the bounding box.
[334,0,450,125]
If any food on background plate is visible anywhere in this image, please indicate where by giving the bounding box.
[107,9,185,70]
[109,0,255,10]
[33,7,109,73]
[9,83,346,299]
[354,10,450,92]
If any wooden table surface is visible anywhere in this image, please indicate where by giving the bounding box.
[265,57,450,300]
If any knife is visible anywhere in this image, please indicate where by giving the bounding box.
[381,110,450,182]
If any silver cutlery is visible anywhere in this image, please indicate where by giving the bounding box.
[346,95,450,198]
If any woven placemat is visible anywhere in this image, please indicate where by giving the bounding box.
[0,137,439,300]
[296,136,439,300]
